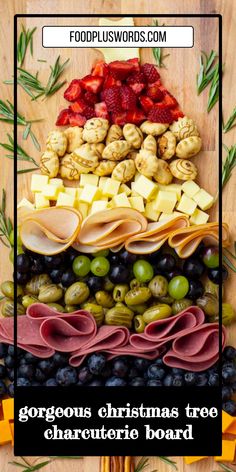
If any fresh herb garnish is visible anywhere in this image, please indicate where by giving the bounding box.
[0,99,41,150]
[222,143,236,188]
[159,456,178,469]
[0,133,39,173]
[0,189,13,248]
[197,50,218,95]
[17,25,37,66]
[152,20,170,68]
[223,106,236,133]
[223,243,236,272]
[43,55,70,97]
[9,456,83,471]
[213,463,236,472]
[135,456,177,472]
[207,63,219,112]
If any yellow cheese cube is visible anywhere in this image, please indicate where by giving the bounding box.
[134,172,142,182]
[176,194,197,215]
[76,201,89,219]
[132,175,158,200]
[158,184,182,201]
[102,178,120,198]
[144,202,160,222]
[31,174,49,192]
[112,193,131,208]
[2,399,14,421]
[42,184,60,200]
[182,180,200,197]
[184,457,207,465]
[90,200,109,214]
[222,410,235,433]
[56,192,75,207]
[98,177,108,191]
[153,190,177,214]
[159,213,177,222]
[193,189,214,210]
[215,439,236,462]
[65,187,78,197]
[0,420,12,445]
[190,208,209,225]
[49,178,64,189]
[119,183,132,196]
[80,184,101,204]
[34,193,50,209]
[76,188,83,200]
[10,422,14,446]
[129,197,145,212]
[80,174,99,187]
[17,198,34,210]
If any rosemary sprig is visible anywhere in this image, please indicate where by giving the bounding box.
[213,462,236,472]
[44,55,70,97]
[207,63,219,112]
[0,133,39,173]
[197,50,218,95]
[0,189,13,248]
[223,106,236,133]
[159,456,178,469]
[152,19,170,68]
[9,456,83,471]
[135,457,154,472]
[17,25,37,66]
[222,143,236,188]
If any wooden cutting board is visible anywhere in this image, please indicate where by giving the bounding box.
[0,0,236,470]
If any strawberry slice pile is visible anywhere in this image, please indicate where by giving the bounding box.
[56,58,184,127]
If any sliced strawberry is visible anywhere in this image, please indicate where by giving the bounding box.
[109,60,135,80]
[139,95,154,114]
[148,106,173,124]
[95,102,109,119]
[70,97,87,113]
[171,107,184,121]
[64,79,81,102]
[84,91,98,105]
[127,58,140,72]
[129,83,146,95]
[126,71,146,95]
[141,63,160,83]
[111,111,128,126]
[103,86,121,113]
[68,112,86,127]
[120,85,137,110]
[92,61,109,77]
[80,75,104,94]
[147,82,164,102]
[55,108,71,126]
[156,92,178,109]
[83,106,96,119]
[103,74,122,89]
[126,109,146,125]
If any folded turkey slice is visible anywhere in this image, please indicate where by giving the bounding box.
[125,216,189,254]
[168,222,230,258]
[20,207,82,255]
[77,208,148,248]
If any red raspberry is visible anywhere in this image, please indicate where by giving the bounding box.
[103,86,121,113]
[127,71,146,85]
[120,85,137,110]
[84,91,98,105]
[139,95,154,113]
[141,63,160,83]
[83,106,96,119]
[148,106,173,123]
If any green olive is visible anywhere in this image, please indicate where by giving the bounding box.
[172,298,192,315]
[65,305,79,313]
[1,299,25,317]
[82,302,104,326]
[196,293,218,317]
[148,275,168,298]
[38,284,63,303]
[105,303,134,328]
[130,279,141,290]
[205,279,223,299]
[47,303,65,312]
[157,295,175,304]
[95,290,114,308]
[124,287,152,306]
[103,277,115,292]
[143,304,172,324]
[64,282,90,305]
[26,274,52,295]
[113,284,129,302]
[134,315,146,333]
[22,294,38,308]
[222,303,235,326]
[127,303,147,315]
[1,281,24,299]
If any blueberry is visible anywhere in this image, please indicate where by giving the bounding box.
[222,364,236,384]
[16,271,30,285]
[100,365,112,379]
[31,381,41,386]
[50,269,64,284]
[195,373,208,386]
[109,254,120,265]
[45,378,58,386]
[152,358,165,367]
[87,353,106,375]
[231,382,236,393]
[112,359,129,378]
[17,377,31,386]
[76,381,84,386]
[147,365,165,380]
[87,276,103,293]
[187,279,204,300]
[183,257,205,279]
[208,373,219,386]
[129,377,145,386]
[61,269,76,287]
[222,386,233,401]
[172,367,184,375]
[8,383,14,397]
[24,352,39,364]
[65,248,78,265]
[37,359,55,376]
[0,380,7,396]
[52,352,69,367]
[34,368,47,383]
[56,366,77,386]
[31,258,45,275]
[146,379,162,386]
[44,254,64,269]
[0,343,7,359]
[208,266,228,285]
[87,379,104,386]
[18,364,35,380]
[109,265,130,284]
[105,376,127,386]
[78,366,93,384]
[0,365,7,379]
[17,253,31,273]
[133,358,150,372]
[7,369,14,381]
[165,269,182,281]
[163,375,173,386]
[4,355,14,369]
[119,250,137,265]
[224,346,236,361]
[223,400,236,416]
[128,367,139,379]
[184,372,197,386]
[172,374,184,386]
[156,254,176,272]
[8,345,15,356]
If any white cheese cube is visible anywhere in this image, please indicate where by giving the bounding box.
[190,208,209,225]
[75,201,89,219]
[102,178,120,198]
[129,197,145,212]
[17,198,34,210]
[31,174,49,192]
[80,184,101,204]
[65,187,78,197]
[119,183,132,196]
[90,200,109,214]
[182,180,200,198]
[176,194,197,215]
[80,174,99,187]
[35,193,50,209]
[153,190,177,214]
[134,172,142,182]
[98,177,108,191]
[49,178,64,189]
[56,192,75,207]
[193,189,214,210]
[144,201,160,222]
[159,213,177,222]
[42,184,60,200]
[112,193,131,208]
[158,184,182,201]
[132,175,158,200]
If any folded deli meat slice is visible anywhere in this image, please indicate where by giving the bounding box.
[125,216,189,254]
[20,207,82,255]
[163,324,226,371]
[168,222,230,258]
[77,208,148,248]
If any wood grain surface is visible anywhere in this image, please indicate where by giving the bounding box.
[0,0,236,471]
